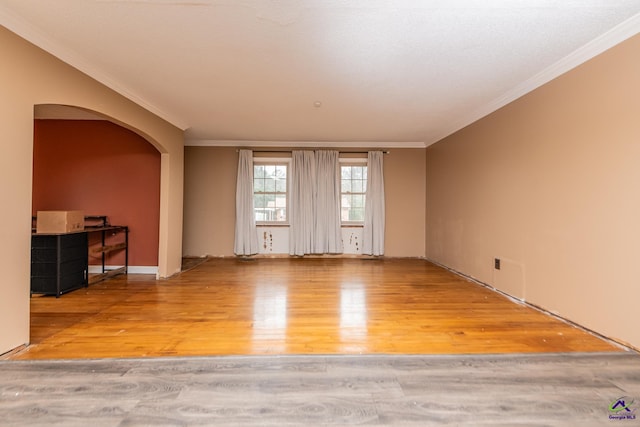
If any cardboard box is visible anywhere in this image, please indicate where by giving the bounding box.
[36,210,85,234]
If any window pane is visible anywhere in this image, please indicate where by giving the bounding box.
[275,165,287,179]
[264,177,275,192]
[253,163,288,223]
[352,194,365,208]
[264,194,275,206]
[275,179,287,192]
[274,196,287,208]
[341,166,351,180]
[341,195,350,221]
[253,194,264,221]
[340,164,367,223]
[254,178,264,192]
[352,166,363,179]
[254,165,266,178]
[350,207,365,222]
[352,179,363,193]
[254,194,265,208]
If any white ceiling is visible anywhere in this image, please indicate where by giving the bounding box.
[2,1,640,147]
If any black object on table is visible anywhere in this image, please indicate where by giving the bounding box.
[31,216,128,297]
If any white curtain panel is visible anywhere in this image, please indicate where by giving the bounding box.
[314,150,344,254]
[363,151,385,256]
[289,150,316,256]
[234,149,259,256]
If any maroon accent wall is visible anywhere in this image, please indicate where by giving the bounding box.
[32,120,161,267]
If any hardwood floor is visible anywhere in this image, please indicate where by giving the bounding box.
[13,258,621,360]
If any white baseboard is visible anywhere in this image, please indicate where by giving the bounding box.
[88,265,158,275]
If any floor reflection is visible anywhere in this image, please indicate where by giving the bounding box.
[340,282,367,351]
[252,284,288,352]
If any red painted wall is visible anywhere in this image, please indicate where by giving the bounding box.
[32,120,161,268]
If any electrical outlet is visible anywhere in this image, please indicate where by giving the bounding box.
[494,258,501,270]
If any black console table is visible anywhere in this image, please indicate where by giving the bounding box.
[31,219,128,297]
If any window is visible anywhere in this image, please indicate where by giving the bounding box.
[254,162,288,223]
[341,162,367,224]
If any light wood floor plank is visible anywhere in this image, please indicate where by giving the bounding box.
[2,353,639,425]
[13,258,621,360]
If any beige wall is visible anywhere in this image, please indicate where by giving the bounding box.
[183,147,237,257]
[0,27,184,354]
[384,148,426,257]
[183,147,426,257]
[426,34,640,349]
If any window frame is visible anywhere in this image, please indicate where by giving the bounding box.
[253,158,291,226]
[339,158,368,226]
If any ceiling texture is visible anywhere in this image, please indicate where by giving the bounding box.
[1,1,640,148]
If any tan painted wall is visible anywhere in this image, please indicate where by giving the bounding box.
[183,147,237,257]
[183,147,426,257]
[0,27,184,354]
[384,148,426,257]
[426,34,640,348]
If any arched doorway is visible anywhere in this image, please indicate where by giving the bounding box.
[32,104,162,275]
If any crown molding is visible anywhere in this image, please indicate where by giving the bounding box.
[424,12,640,147]
[0,6,189,131]
[185,139,426,148]
[3,4,638,146]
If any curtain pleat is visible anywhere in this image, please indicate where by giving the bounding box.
[363,151,385,256]
[289,150,344,255]
[234,149,259,255]
[289,150,316,255]
[314,150,344,254]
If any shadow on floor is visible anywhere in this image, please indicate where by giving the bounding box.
[181,256,209,272]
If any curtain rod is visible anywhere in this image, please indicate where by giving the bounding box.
[237,149,390,154]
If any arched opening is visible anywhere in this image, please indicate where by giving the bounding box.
[32,105,162,275]
[0,24,184,355]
